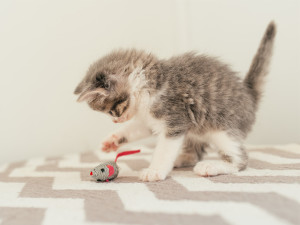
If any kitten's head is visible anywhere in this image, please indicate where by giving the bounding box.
[74,49,154,123]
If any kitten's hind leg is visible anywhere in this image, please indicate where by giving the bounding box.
[174,137,207,168]
[193,131,247,176]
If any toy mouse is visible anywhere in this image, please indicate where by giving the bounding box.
[89,149,140,182]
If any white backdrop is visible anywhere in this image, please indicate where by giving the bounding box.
[0,0,299,164]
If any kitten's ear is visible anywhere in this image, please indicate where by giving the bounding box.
[77,89,108,102]
[74,81,85,95]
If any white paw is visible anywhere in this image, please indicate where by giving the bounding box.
[193,160,238,177]
[101,134,121,152]
[139,168,167,182]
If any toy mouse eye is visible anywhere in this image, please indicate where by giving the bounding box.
[101,168,105,173]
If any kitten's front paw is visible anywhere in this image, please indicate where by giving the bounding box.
[139,168,167,182]
[101,134,123,152]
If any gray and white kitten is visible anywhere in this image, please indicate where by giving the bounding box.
[75,22,276,181]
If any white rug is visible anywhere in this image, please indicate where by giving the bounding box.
[0,144,299,225]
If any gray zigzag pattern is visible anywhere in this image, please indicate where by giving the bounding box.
[0,146,299,225]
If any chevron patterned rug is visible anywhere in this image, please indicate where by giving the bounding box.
[0,144,299,225]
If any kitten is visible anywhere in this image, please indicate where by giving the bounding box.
[74,22,276,181]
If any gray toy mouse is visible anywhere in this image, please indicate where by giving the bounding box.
[89,150,140,182]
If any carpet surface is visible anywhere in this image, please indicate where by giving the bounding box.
[0,144,299,225]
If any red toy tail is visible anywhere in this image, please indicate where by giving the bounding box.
[115,150,141,162]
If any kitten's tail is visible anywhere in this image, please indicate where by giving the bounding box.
[244,21,276,105]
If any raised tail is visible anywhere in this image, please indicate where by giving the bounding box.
[244,21,276,104]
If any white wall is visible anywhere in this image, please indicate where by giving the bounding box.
[0,0,299,164]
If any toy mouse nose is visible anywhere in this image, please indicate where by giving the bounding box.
[90,171,93,176]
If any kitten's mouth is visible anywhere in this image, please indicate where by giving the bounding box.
[113,117,127,123]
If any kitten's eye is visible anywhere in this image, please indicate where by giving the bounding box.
[109,110,113,116]
[104,83,110,90]
[101,168,105,173]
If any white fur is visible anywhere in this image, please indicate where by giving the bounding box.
[208,131,242,163]
[137,95,164,135]
[140,133,184,181]
[131,70,167,135]
[193,131,243,176]
[128,67,147,94]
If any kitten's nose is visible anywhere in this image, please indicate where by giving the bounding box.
[90,171,93,176]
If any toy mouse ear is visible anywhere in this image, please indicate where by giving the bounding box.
[106,165,115,177]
